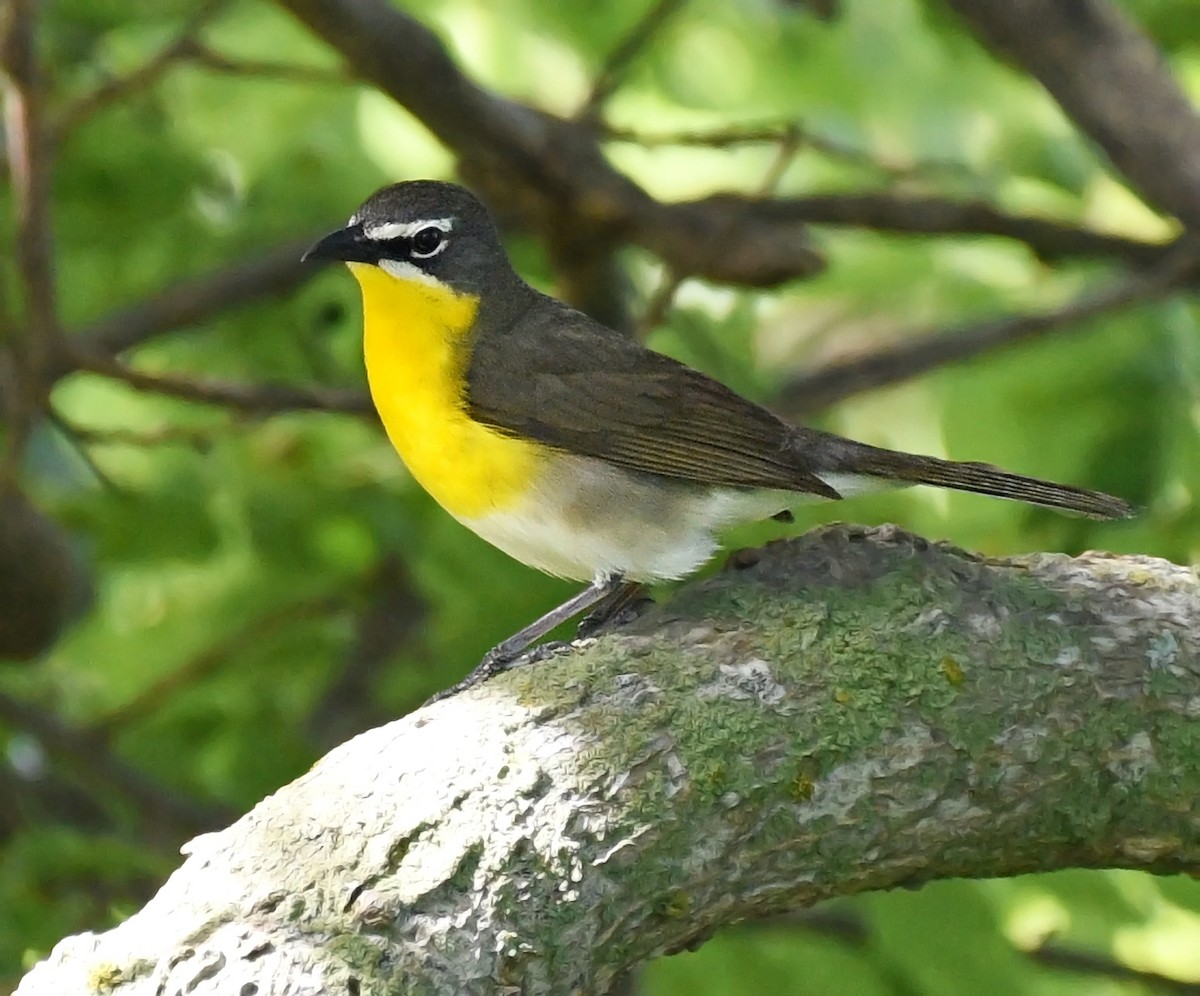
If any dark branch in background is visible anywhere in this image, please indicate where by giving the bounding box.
[69,237,322,360]
[181,44,351,86]
[602,121,975,181]
[578,0,689,119]
[640,125,806,335]
[275,0,826,290]
[761,192,1173,266]
[306,556,426,751]
[274,0,1187,298]
[90,594,347,740]
[0,690,229,843]
[754,910,1200,995]
[779,237,1200,416]
[0,0,61,473]
[52,0,227,141]
[1029,944,1200,995]
[44,407,125,494]
[946,0,1200,228]
[68,349,374,416]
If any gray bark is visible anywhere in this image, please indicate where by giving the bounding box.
[15,525,1200,996]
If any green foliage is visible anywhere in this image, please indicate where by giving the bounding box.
[2,0,1199,992]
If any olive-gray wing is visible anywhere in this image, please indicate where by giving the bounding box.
[465,304,841,499]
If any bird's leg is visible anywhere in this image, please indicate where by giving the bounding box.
[577,580,649,638]
[425,574,626,704]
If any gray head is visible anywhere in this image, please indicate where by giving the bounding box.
[303,181,519,298]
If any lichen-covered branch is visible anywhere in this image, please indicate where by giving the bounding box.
[15,525,1200,995]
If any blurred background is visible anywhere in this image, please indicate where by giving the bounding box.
[1,0,1198,992]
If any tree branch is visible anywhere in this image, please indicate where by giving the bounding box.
[946,0,1200,228]
[778,237,1200,416]
[1,0,61,472]
[68,237,321,360]
[760,192,1172,265]
[51,0,228,141]
[15,525,1200,995]
[578,0,689,119]
[68,350,373,416]
[275,0,827,288]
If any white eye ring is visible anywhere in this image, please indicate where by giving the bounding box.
[410,227,448,259]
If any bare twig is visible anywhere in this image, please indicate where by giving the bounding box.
[69,236,323,360]
[0,689,228,842]
[726,192,1172,265]
[639,124,806,335]
[276,0,1174,289]
[51,410,218,453]
[1,0,61,470]
[579,0,689,119]
[184,43,351,86]
[44,408,125,493]
[751,909,1200,994]
[53,0,227,139]
[1028,943,1200,994]
[306,557,425,750]
[91,594,347,738]
[778,238,1200,416]
[69,350,374,416]
[602,121,973,181]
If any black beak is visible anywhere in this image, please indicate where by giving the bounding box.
[301,224,378,265]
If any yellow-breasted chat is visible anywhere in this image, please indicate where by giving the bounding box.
[303,180,1130,700]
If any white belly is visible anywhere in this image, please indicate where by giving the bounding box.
[455,454,865,582]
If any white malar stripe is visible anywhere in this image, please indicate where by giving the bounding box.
[378,257,450,289]
[364,217,454,241]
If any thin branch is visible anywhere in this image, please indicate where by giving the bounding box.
[68,236,322,360]
[184,43,351,86]
[946,0,1200,228]
[639,124,806,334]
[602,121,973,181]
[306,557,425,750]
[1028,944,1200,994]
[91,594,347,739]
[0,689,228,843]
[44,407,125,493]
[53,0,227,140]
[778,238,1200,417]
[752,909,1199,994]
[1,0,61,468]
[68,350,374,416]
[51,410,218,453]
[579,0,689,119]
[729,192,1173,266]
[275,0,1174,289]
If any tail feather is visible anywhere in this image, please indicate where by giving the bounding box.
[805,432,1132,520]
[879,455,1131,519]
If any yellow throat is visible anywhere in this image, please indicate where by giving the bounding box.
[350,262,542,520]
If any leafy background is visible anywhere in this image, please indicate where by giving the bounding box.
[2,0,1199,993]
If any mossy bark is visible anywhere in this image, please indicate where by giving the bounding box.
[16,525,1200,996]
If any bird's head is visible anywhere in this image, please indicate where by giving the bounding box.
[303,180,516,298]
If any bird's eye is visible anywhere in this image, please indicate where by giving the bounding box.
[410,227,447,259]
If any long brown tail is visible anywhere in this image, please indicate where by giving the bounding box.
[801,430,1132,519]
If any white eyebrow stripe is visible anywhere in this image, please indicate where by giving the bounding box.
[363,217,454,241]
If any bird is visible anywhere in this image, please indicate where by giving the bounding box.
[303,180,1131,700]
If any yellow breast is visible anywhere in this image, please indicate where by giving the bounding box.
[350,262,542,519]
